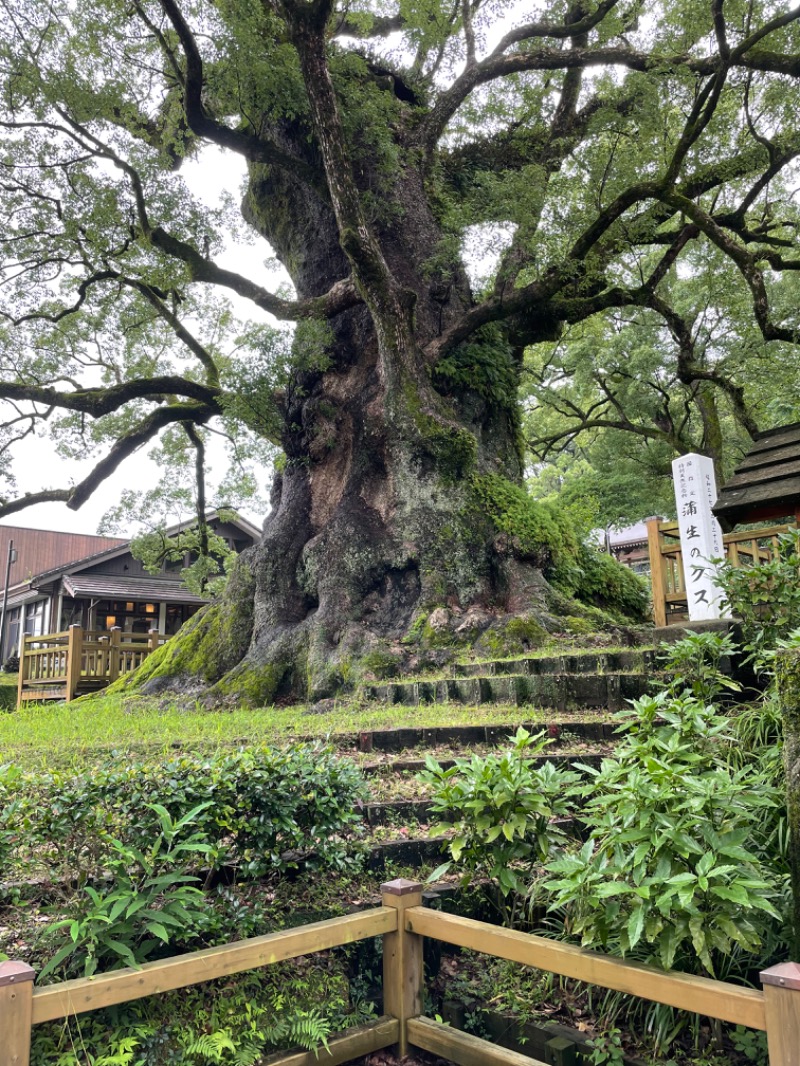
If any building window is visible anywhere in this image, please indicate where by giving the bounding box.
[24,600,46,638]
[4,606,20,660]
[95,600,158,633]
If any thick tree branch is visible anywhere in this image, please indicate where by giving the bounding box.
[0,377,222,417]
[155,0,324,189]
[149,226,360,321]
[417,7,800,155]
[0,400,218,518]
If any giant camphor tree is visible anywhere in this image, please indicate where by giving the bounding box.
[3,0,800,700]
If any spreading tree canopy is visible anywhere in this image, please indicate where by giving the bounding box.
[2,0,800,699]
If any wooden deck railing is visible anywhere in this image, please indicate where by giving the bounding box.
[17,624,165,706]
[2,879,798,1066]
[647,518,793,627]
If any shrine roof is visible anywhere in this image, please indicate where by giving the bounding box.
[712,421,800,531]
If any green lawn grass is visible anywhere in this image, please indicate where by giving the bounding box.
[0,690,607,770]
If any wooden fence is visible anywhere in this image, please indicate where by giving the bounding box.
[17,624,165,706]
[647,519,792,627]
[2,879,798,1066]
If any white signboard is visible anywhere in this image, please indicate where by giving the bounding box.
[672,453,732,621]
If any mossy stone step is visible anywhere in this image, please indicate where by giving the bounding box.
[459,648,656,678]
[325,718,618,754]
[365,671,648,711]
[361,751,604,776]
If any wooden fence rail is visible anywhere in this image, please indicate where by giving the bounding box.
[2,879,799,1066]
[17,624,165,707]
[647,518,793,627]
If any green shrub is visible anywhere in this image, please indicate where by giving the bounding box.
[657,630,742,702]
[542,693,785,979]
[715,527,800,672]
[1,743,367,885]
[420,727,579,925]
[38,803,212,980]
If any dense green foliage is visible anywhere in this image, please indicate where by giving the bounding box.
[716,527,800,671]
[544,693,784,978]
[421,727,578,923]
[1,0,800,585]
[0,739,373,1063]
[420,626,791,1057]
[30,963,371,1065]
[0,743,366,889]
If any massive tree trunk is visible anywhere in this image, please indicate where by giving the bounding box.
[139,101,554,702]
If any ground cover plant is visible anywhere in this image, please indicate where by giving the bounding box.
[1,743,366,893]
[0,739,386,1064]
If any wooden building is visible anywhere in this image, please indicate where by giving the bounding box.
[0,512,260,662]
[712,421,800,531]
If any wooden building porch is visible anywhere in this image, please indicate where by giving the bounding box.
[17,624,166,706]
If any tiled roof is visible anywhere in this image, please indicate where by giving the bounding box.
[63,573,208,605]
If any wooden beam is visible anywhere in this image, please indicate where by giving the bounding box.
[107,627,121,684]
[0,961,35,1066]
[65,624,83,703]
[405,909,766,1030]
[32,908,397,1024]
[408,1016,548,1066]
[16,637,28,710]
[647,519,667,628]
[261,1016,399,1066]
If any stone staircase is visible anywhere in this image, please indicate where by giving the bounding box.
[364,647,656,713]
[343,644,657,876]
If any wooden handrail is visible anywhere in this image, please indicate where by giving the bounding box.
[405,907,766,1030]
[17,625,166,706]
[31,908,397,1023]
[2,880,798,1065]
[647,518,794,627]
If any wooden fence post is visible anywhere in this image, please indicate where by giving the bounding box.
[65,624,83,702]
[148,628,160,655]
[761,963,800,1065]
[647,518,668,628]
[16,636,28,709]
[107,627,121,683]
[0,960,35,1066]
[381,878,424,1058]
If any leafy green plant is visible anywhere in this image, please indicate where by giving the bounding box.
[657,631,741,701]
[543,694,785,979]
[0,762,21,876]
[6,742,367,886]
[585,1025,625,1066]
[38,804,212,980]
[729,1024,769,1064]
[715,527,800,672]
[420,727,578,924]
[30,957,369,1065]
